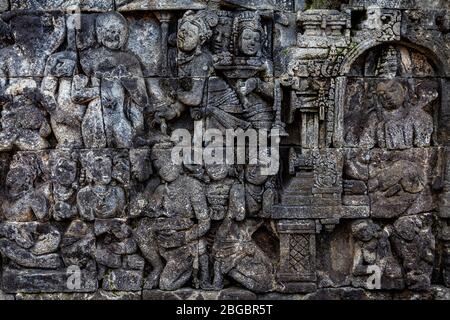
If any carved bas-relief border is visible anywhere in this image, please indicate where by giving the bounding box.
[0,0,449,300]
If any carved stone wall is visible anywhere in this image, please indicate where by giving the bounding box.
[0,0,449,300]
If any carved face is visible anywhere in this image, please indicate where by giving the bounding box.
[239,28,261,56]
[212,20,232,53]
[206,164,228,181]
[54,158,77,187]
[6,167,33,198]
[377,80,405,111]
[245,164,268,185]
[394,217,416,241]
[178,21,200,52]
[352,221,375,242]
[131,151,152,182]
[92,156,112,185]
[156,162,181,183]
[96,13,128,50]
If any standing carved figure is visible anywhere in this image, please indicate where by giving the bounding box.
[233,11,275,130]
[51,151,79,221]
[42,51,85,148]
[79,12,149,148]
[390,215,435,290]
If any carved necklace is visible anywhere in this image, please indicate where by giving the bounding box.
[92,185,112,203]
[246,184,263,202]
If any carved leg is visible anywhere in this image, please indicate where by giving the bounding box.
[198,253,213,290]
[212,261,224,290]
[159,255,193,291]
[133,218,163,289]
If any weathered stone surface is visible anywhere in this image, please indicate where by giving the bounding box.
[0,0,448,301]
[2,267,98,293]
[142,287,256,300]
[10,0,114,11]
[0,290,14,300]
[15,290,141,300]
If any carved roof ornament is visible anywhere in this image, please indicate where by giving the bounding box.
[376,45,399,78]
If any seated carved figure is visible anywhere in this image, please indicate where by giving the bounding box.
[0,80,54,151]
[77,155,126,221]
[351,219,404,289]
[211,193,275,292]
[155,10,218,124]
[0,221,62,269]
[1,153,50,222]
[361,79,435,150]
[134,142,211,290]
[51,151,79,221]
[233,11,275,131]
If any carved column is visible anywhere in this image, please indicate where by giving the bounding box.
[276,219,318,293]
[155,11,172,77]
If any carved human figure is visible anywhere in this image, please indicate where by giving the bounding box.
[0,79,54,151]
[390,215,435,290]
[42,51,86,148]
[77,154,126,221]
[233,12,275,130]
[345,148,434,218]
[244,161,276,218]
[360,79,435,150]
[0,13,65,87]
[351,219,404,289]
[60,220,96,269]
[202,12,251,132]
[51,152,78,221]
[94,219,140,277]
[0,222,62,269]
[1,153,50,222]
[134,143,211,290]
[205,163,244,221]
[79,12,149,148]
[207,156,276,292]
[211,194,275,293]
[155,10,217,123]
[211,11,233,66]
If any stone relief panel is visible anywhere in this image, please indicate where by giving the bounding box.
[0,0,448,300]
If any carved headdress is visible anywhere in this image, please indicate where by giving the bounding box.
[179,10,219,46]
[376,45,398,78]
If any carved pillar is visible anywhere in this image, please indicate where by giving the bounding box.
[155,11,172,77]
[276,219,318,293]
